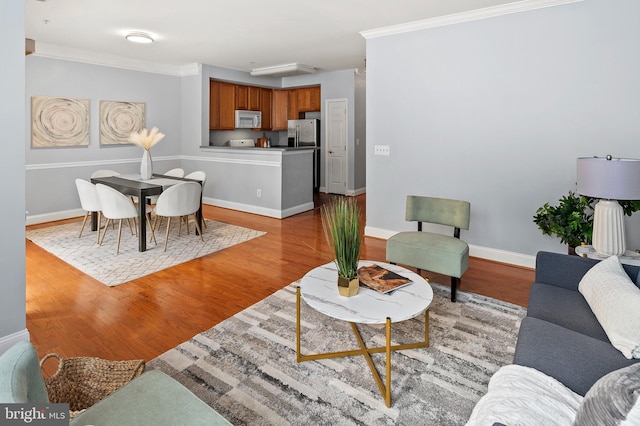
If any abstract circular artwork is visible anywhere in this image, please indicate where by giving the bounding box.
[31,96,90,148]
[99,100,146,145]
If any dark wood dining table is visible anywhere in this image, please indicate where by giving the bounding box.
[90,173,203,252]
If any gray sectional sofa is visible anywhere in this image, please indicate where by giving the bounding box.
[467,251,640,425]
[514,251,640,395]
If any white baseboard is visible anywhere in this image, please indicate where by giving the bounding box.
[203,197,313,219]
[365,225,536,269]
[26,208,84,225]
[0,329,30,354]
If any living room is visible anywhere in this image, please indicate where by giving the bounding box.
[4,0,640,424]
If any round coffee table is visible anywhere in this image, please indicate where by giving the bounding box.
[295,261,433,407]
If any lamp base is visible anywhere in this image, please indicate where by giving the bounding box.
[592,199,626,256]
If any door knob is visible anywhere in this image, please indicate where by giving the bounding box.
[328,150,334,154]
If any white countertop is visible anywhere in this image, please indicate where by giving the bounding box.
[299,261,433,324]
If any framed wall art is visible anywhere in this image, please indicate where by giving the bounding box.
[99,100,145,145]
[31,96,90,148]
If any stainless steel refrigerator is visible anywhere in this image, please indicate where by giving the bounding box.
[288,119,320,192]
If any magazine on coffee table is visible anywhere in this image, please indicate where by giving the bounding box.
[357,264,413,294]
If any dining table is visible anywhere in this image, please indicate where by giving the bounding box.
[90,173,203,252]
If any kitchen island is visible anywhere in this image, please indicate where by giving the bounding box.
[196,145,315,218]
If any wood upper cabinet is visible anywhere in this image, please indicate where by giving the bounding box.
[210,81,236,130]
[297,86,321,112]
[248,87,261,111]
[287,89,299,120]
[272,89,288,130]
[235,85,261,111]
[260,88,272,131]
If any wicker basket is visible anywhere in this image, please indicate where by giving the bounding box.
[40,353,145,414]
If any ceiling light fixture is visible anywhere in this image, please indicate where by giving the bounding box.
[125,32,154,44]
[250,63,316,77]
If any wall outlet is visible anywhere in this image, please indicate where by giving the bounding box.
[257,189,262,197]
[374,145,390,156]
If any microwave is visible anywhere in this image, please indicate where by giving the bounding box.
[235,110,262,129]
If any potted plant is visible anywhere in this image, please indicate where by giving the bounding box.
[533,191,593,254]
[321,197,363,297]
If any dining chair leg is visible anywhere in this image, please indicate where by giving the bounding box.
[116,219,124,255]
[147,213,157,245]
[163,217,172,252]
[79,212,90,238]
[193,213,204,242]
[96,212,101,244]
[99,218,111,246]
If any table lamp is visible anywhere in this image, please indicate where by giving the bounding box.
[576,155,640,256]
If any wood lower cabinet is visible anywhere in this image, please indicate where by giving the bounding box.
[210,81,236,130]
[272,90,288,130]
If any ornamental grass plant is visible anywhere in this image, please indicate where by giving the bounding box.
[321,197,363,280]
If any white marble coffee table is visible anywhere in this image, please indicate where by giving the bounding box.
[295,260,433,407]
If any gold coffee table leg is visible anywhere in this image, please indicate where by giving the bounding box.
[296,286,430,407]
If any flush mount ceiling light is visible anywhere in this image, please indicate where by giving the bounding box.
[250,63,316,77]
[125,32,154,44]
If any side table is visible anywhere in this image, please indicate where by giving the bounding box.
[296,261,433,407]
[575,245,640,266]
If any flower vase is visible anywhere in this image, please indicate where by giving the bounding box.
[140,150,153,180]
[337,275,359,297]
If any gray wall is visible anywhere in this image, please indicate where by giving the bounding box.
[26,56,183,219]
[365,0,640,266]
[0,0,28,349]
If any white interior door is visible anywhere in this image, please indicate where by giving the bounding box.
[326,99,347,195]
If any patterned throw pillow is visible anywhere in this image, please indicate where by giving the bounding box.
[578,255,640,359]
[573,363,640,425]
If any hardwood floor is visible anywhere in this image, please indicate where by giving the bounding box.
[27,194,534,370]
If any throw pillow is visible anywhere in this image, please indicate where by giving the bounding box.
[578,255,640,359]
[573,363,640,426]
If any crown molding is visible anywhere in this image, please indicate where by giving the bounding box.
[360,0,583,39]
[31,42,200,77]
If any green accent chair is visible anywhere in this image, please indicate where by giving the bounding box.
[0,340,49,404]
[386,195,471,302]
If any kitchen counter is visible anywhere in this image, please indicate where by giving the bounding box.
[200,145,315,151]
[196,144,315,218]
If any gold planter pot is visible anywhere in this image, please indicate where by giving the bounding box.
[337,275,359,297]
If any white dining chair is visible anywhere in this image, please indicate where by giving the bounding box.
[153,182,203,252]
[163,168,185,178]
[184,171,207,229]
[75,179,102,243]
[90,169,120,178]
[96,184,156,254]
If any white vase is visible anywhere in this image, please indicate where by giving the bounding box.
[140,150,153,180]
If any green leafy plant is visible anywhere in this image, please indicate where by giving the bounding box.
[534,192,640,248]
[321,197,363,279]
[533,191,594,248]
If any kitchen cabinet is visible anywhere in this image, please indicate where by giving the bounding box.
[272,90,288,130]
[297,86,321,112]
[260,88,272,131]
[287,89,299,120]
[210,81,236,130]
[235,85,261,111]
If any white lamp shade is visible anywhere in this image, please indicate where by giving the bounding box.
[576,156,640,200]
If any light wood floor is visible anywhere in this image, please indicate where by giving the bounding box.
[27,194,534,369]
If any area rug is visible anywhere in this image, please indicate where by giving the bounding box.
[148,282,526,425]
[26,219,265,286]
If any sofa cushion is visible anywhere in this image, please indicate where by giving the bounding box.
[465,364,582,426]
[578,255,640,359]
[69,370,231,426]
[526,283,608,342]
[0,341,49,404]
[513,317,639,396]
[574,363,640,426]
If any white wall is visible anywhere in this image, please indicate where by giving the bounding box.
[365,0,640,266]
[0,0,28,350]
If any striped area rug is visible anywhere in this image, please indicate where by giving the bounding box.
[148,282,526,425]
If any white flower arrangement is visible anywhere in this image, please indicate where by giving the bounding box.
[129,127,165,151]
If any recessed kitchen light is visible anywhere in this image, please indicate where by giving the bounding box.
[125,32,154,44]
